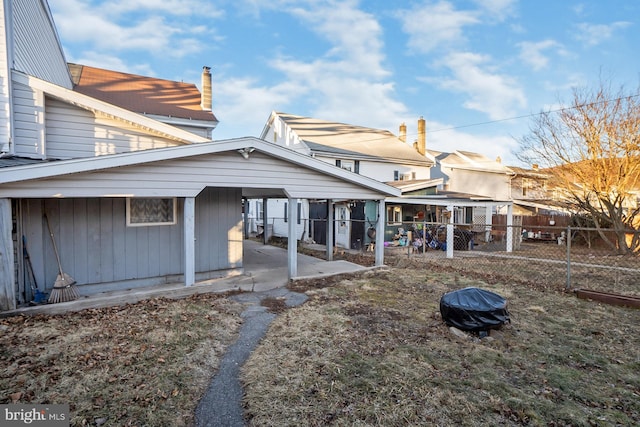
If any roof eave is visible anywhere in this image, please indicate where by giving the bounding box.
[13,71,210,144]
[0,137,401,197]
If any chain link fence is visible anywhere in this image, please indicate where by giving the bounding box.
[375,221,640,298]
[252,214,640,298]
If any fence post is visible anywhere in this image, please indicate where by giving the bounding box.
[566,226,571,290]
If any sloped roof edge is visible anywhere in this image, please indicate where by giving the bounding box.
[268,112,434,166]
[0,137,401,197]
[13,71,210,144]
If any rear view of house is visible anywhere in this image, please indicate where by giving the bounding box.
[0,1,399,312]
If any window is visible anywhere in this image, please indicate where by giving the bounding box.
[386,206,402,225]
[336,159,354,172]
[127,198,176,226]
[284,202,302,224]
[256,201,263,221]
[453,207,473,224]
[354,160,360,174]
[522,178,532,197]
[394,170,400,181]
[341,161,354,172]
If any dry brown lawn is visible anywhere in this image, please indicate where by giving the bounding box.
[1,247,638,426]
[0,293,244,426]
[242,263,640,426]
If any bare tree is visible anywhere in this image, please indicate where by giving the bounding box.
[517,80,640,254]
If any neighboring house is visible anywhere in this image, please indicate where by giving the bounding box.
[507,164,565,216]
[255,112,517,249]
[424,149,514,225]
[256,112,435,248]
[0,0,399,311]
[429,150,513,200]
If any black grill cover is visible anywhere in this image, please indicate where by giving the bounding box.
[440,287,510,331]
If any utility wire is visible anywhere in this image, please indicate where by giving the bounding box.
[278,92,640,148]
[428,92,640,134]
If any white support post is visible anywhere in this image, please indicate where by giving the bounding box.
[506,203,514,253]
[375,199,385,266]
[288,197,298,280]
[446,204,454,259]
[243,197,249,239]
[326,200,334,261]
[0,199,16,310]
[184,197,195,286]
[262,197,268,244]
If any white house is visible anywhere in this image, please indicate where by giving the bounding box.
[255,112,435,249]
[0,0,400,311]
[255,112,515,252]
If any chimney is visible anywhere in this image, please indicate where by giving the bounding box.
[532,164,539,170]
[496,156,501,164]
[201,66,212,111]
[399,122,407,142]
[417,116,426,156]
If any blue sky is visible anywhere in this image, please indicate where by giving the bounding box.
[49,0,639,166]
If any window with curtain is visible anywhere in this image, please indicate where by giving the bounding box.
[127,198,176,226]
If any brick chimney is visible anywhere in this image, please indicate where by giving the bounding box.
[201,66,212,111]
[417,116,426,156]
[399,122,407,142]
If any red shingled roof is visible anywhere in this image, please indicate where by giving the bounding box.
[69,63,217,122]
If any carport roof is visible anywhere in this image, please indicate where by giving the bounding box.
[0,137,401,200]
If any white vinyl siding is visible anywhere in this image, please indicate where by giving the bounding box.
[172,124,210,139]
[12,82,43,158]
[0,152,388,200]
[0,1,11,151]
[316,155,431,182]
[12,0,72,88]
[44,98,181,159]
[12,89,182,159]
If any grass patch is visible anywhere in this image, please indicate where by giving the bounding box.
[0,293,244,426]
[242,268,640,426]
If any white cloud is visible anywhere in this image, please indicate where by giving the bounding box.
[258,2,406,125]
[211,76,299,139]
[287,2,388,78]
[396,1,479,53]
[426,120,521,164]
[574,21,632,46]
[517,39,559,71]
[210,0,410,137]
[471,0,517,21]
[50,0,220,57]
[65,52,155,76]
[434,52,527,120]
[106,0,224,18]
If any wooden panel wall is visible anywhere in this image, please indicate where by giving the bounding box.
[18,188,241,294]
[195,187,242,272]
[21,188,242,293]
